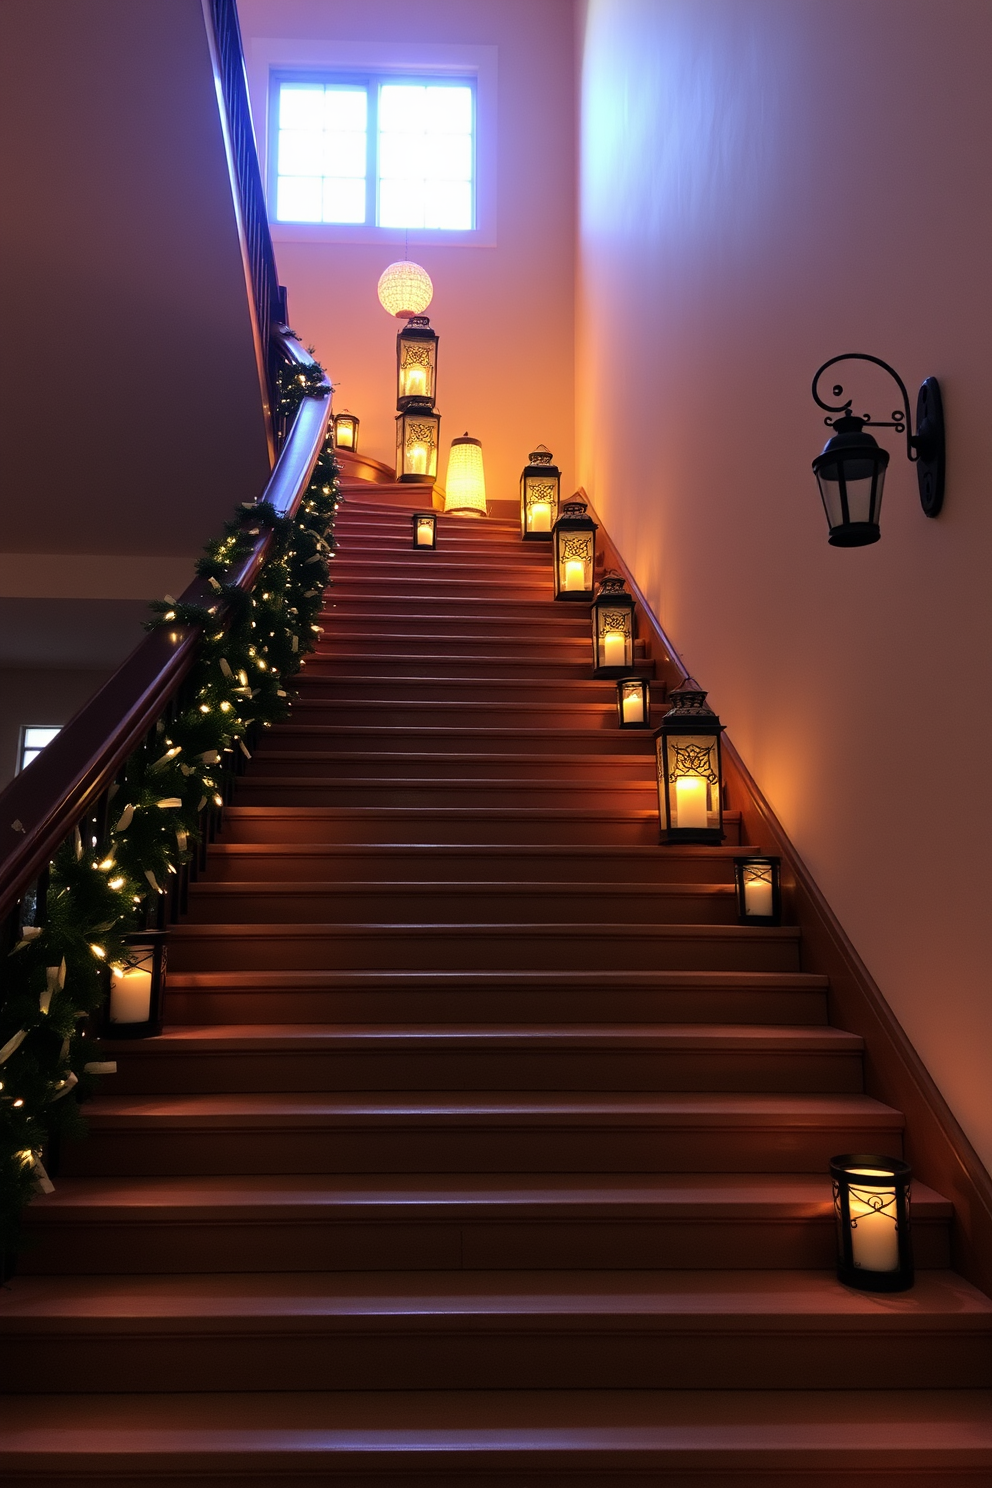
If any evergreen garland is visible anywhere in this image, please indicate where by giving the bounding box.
[0,439,340,1260]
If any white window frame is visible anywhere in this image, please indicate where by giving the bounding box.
[246,40,498,248]
[17,725,61,774]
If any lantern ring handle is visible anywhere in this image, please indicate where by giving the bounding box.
[812,353,917,463]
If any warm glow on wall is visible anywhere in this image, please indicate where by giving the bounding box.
[377,260,434,318]
[444,434,487,516]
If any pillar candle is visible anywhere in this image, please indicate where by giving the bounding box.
[743,874,774,917]
[564,559,586,591]
[621,690,644,724]
[407,444,429,475]
[337,423,354,449]
[109,966,152,1024]
[529,502,551,532]
[403,366,427,398]
[602,632,626,668]
[848,1171,900,1271]
[416,520,434,546]
[675,775,708,829]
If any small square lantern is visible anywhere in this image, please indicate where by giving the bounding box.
[617,677,651,728]
[396,399,441,482]
[520,445,561,540]
[733,856,782,925]
[332,411,360,451]
[552,500,598,601]
[592,573,636,673]
[655,679,725,843]
[104,929,167,1039]
[412,511,437,549]
[830,1154,914,1292]
[396,315,438,407]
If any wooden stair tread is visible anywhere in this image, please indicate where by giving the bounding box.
[164,967,828,989]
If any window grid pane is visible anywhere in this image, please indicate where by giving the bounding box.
[275,83,369,224]
[19,726,60,773]
[377,83,474,231]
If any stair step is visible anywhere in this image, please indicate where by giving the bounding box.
[305,654,651,680]
[298,674,641,701]
[248,752,656,782]
[234,778,662,809]
[316,633,596,658]
[261,727,656,756]
[287,699,662,728]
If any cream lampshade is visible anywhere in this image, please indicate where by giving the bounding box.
[444,434,487,517]
[377,260,434,318]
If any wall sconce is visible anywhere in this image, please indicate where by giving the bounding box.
[592,573,636,673]
[811,355,945,546]
[520,445,561,540]
[105,930,167,1039]
[655,679,724,843]
[617,677,650,728]
[332,411,359,451]
[444,434,487,517]
[830,1154,914,1292]
[396,315,438,406]
[734,855,781,925]
[396,400,440,482]
[552,500,597,600]
[412,511,437,549]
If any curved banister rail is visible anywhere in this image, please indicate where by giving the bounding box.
[0,331,330,926]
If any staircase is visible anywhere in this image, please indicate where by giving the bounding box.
[2,481,990,1485]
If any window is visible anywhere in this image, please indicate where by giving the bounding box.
[18,726,60,773]
[272,75,475,231]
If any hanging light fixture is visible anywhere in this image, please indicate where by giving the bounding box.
[396,400,441,482]
[591,572,636,673]
[830,1154,914,1292]
[655,678,725,843]
[412,511,438,549]
[520,445,561,540]
[377,260,434,318]
[733,856,781,925]
[396,316,439,407]
[444,434,487,517]
[552,499,598,600]
[617,678,651,728]
[104,930,167,1039]
[332,411,360,451]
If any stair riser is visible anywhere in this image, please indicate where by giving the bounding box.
[201,849,742,885]
[322,599,587,625]
[298,677,626,701]
[321,613,590,639]
[289,703,655,729]
[233,782,659,809]
[328,579,553,602]
[306,657,616,680]
[315,637,595,661]
[247,756,655,782]
[331,562,552,586]
[331,550,552,572]
[261,731,654,756]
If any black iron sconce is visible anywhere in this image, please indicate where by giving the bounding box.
[811,354,944,546]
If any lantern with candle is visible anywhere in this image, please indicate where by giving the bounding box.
[332,411,360,451]
[396,400,441,482]
[444,434,487,517]
[655,679,725,843]
[617,678,651,729]
[592,573,636,674]
[733,856,781,925]
[830,1154,914,1292]
[552,500,598,601]
[412,511,438,549]
[104,930,167,1039]
[396,316,438,407]
[520,445,561,540]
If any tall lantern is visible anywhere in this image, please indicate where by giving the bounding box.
[591,573,636,673]
[396,399,441,482]
[520,445,561,540]
[655,679,725,843]
[552,500,597,601]
[104,930,167,1040]
[444,434,487,517]
[332,411,360,451]
[830,1155,914,1292]
[396,316,438,407]
[617,678,651,728]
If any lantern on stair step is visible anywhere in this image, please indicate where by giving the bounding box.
[617,677,651,728]
[332,411,360,451]
[103,929,167,1040]
[830,1154,914,1292]
[733,856,781,925]
[552,500,597,600]
[444,434,488,517]
[396,316,438,407]
[592,573,636,673]
[655,679,725,843]
[396,400,441,482]
[412,511,438,549]
[520,445,561,540]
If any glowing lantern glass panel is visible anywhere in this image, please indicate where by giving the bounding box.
[520,445,561,540]
[552,500,597,601]
[733,856,781,925]
[377,259,434,318]
[592,573,636,673]
[332,411,359,451]
[812,417,888,547]
[396,400,440,481]
[105,930,167,1040]
[655,680,724,843]
[396,316,438,407]
[617,677,650,728]
[412,511,437,549]
[830,1154,913,1292]
[444,435,487,516]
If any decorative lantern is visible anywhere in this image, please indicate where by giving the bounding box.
[830,1154,914,1292]
[733,856,781,925]
[655,679,725,843]
[104,930,167,1040]
[591,572,636,673]
[552,500,597,600]
[812,417,889,547]
[617,678,650,728]
[332,411,360,451]
[396,399,441,482]
[377,260,434,318]
[396,316,438,407]
[412,511,437,549]
[520,445,561,540]
[444,434,487,517]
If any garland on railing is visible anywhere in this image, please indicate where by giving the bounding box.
[0,435,340,1258]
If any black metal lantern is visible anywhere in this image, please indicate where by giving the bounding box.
[591,573,636,674]
[617,677,650,728]
[412,511,437,549]
[552,500,597,601]
[104,929,167,1039]
[655,679,724,843]
[396,399,441,482]
[830,1154,914,1293]
[332,411,360,451]
[520,445,561,540]
[396,315,438,407]
[811,355,945,546]
[733,855,781,925]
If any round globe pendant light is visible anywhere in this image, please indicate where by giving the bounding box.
[377,261,434,318]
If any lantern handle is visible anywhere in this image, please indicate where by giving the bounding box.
[811,353,916,462]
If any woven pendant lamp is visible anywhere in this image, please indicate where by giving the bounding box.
[377,261,434,318]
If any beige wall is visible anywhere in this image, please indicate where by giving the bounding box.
[237,0,576,502]
[0,670,112,792]
[576,0,992,1169]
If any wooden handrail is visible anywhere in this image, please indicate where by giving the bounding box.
[0,331,330,926]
